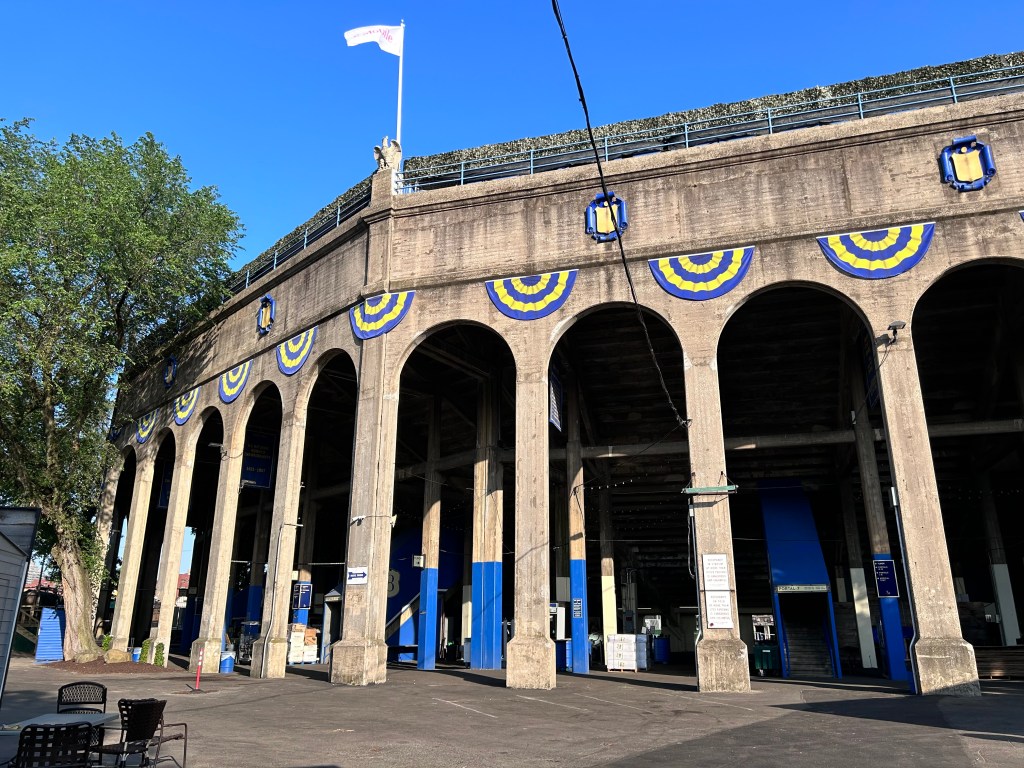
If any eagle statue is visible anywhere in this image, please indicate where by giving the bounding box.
[374,136,402,171]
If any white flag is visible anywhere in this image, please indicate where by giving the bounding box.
[344,24,403,57]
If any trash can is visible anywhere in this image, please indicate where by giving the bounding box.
[652,636,671,664]
[131,647,142,663]
[219,646,236,674]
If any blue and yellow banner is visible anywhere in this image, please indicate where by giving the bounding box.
[136,409,158,444]
[486,270,578,320]
[648,247,754,300]
[219,360,252,404]
[173,387,200,426]
[817,224,934,279]
[350,292,415,340]
[277,327,318,375]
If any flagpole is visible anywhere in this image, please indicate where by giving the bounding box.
[396,20,405,146]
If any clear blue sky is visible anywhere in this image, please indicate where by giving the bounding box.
[4,1,1023,272]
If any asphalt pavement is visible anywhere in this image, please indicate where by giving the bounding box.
[1,657,1020,767]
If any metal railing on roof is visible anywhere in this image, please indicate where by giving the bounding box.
[401,65,1024,191]
[227,187,372,294]
[228,65,1024,295]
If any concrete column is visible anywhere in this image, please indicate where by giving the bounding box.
[850,355,907,680]
[93,463,123,636]
[417,397,441,670]
[839,477,878,669]
[110,450,156,652]
[296,464,318,582]
[151,433,197,663]
[249,498,270,588]
[471,380,504,669]
[252,403,308,678]
[684,348,750,692]
[565,380,589,674]
[598,482,618,647]
[876,323,980,695]
[506,364,555,689]
[331,335,399,686]
[978,472,1020,646]
[190,421,245,673]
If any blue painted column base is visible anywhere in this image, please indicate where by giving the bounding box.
[417,567,439,670]
[471,561,502,669]
[874,554,908,681]
[570,558,590,675]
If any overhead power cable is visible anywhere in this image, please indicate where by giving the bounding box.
[551,0,689,432]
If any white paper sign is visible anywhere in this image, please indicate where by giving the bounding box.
[705,590,734,629]
[702,554,730,591]
[346,567,369,585]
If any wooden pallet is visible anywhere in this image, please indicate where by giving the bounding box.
[975,646,1024,679]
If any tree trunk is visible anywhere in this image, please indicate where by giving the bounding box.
[51,533,100,661]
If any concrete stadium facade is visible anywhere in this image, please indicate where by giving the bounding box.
[100,72,1024,696]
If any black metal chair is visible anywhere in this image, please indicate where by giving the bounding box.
[94,699,186,768]
[1,722,94,767]
[56,682,107,715]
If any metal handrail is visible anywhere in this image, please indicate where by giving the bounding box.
[228,65,1024,295]
[402,65,1024,191]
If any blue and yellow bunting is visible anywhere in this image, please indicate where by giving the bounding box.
[136,410,158,444]
[350,292,415,340]
[277,327,318,375]
[173,387,200,426]
[648,247,754,301]
[818,223,934,279]
[486,270,578,320]
[219,361,252,403]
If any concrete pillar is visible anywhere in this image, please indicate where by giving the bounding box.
[598,482,618,647]
[252,403,308,678]
[684,347,750,692]
[839,477,878,670]
[296,464,318,583]
[565,380,589,675]
[876,322,980,695]
[151,432,197,663]
[249,498,270,588]
[93,463,123,636]
[978,472,1020,646]
[190,419,245,673]
[331,335,399,685]
[417,397,441,670]
[110,450,156,652]
[850,355,907,680]
[471,380,504,669]
[506,364,556,689]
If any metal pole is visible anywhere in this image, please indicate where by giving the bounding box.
[396,20,405,145]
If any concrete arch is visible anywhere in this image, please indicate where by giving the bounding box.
[547,298,683,370]
[391,317,515,393]
[292,347,358,421]
[717,279,875,356]
[183,405,226,455]
[913,255,1024,310]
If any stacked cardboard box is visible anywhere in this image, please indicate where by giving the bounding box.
[605,634,650,671]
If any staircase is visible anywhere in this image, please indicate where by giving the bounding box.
[784,619,833,677]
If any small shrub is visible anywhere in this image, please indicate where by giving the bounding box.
[101,635,111,652]
[154,642,165,667]
[140,638,152,663]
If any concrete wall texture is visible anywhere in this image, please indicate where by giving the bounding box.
[105,79,1024,696]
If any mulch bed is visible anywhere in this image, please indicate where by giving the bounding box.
[40,659,187,675]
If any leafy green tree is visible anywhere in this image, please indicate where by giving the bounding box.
[0,119,240,660]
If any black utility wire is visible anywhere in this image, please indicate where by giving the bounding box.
[551,0,689,432]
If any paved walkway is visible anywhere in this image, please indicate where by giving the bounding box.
[1,658,1021,767]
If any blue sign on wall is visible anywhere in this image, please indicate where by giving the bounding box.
[873,558,900,598]
[241,431,276,489]
[292,582,312,610]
